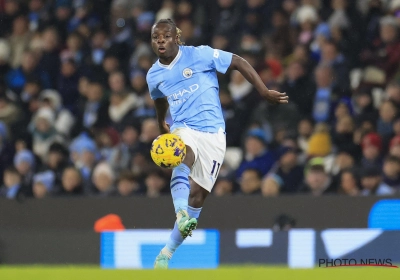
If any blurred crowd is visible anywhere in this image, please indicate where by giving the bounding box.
[1,0,400,199]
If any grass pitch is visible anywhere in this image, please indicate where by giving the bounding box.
[0,265,399,280]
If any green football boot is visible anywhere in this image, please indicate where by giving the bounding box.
[154,253,170,269]
[177,209,198,239]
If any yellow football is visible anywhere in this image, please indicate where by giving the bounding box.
[150,134,186,169]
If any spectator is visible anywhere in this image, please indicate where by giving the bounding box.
[299,157,336,195]
[29,107,63,161]
[73,81,109,136]
[13,149,36,194]
[114,171,142,197]
[39,89,75,137]
[56,166,84,196]
[0,122,15,184]
[338,168,360,196]
[32,170,55,199]
[280,61,315,117]
[361,16,400,83]
[352,86,379,125]
[0,39,11,79]
[57,58,80,113]
[219,89,248,147]
[361,132,383,169]
[236,128,277,179]
[145,168,168,198]
[53,0,73,42]
[213,174,235,196]
[329,150,356,177]
[389,136,400,158]
[312,64,336,123]
[0,92,21,127]
[319,40,350,93]
[108,71,142,131]
[92,162,115,196]
[109,124,142,172]
[297,117,314,154]
[332,115,361,159]
[377,100,398,140]
[307,123,332,158]
[385,81,400,110]
[382,155,400,189]
[228,70,261,113]
[261,174,282,197]
[239,168,262,195]
[295,5,319,45]
[0,166,23,199]
[269,147,304,194]
[8,15,32,68]
[41,142,69,188]
[6,50,51,94]
[0,0,23,38]
[39,27,61,88]
[360,167,395,196]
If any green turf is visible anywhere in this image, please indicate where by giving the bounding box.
[0,266,399,280]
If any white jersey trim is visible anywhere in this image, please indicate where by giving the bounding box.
[157,48,182,70]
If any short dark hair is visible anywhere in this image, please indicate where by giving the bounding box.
[4,166,20,177]
[118,171,138,183]
[385,155,400,164]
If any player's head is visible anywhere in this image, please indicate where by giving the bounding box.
[151,19,183,59]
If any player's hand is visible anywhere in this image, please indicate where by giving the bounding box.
[262,90,289,105]
[159,122,170,134]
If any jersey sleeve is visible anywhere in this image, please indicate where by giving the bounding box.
[198,46,233,74]
[146,73,164,100]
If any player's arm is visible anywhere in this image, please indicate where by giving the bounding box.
[229,54,288,104]
[154,97,171,134]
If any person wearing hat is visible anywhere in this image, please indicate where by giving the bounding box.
[360,166,395,196]
[361,132,383,169]
[30,107,64,162]
[32,170,56,198]
[236,128,277,179]
[265,146,304,194]
[299,157,336,195]
[360,15,400,83]
[14,149,36,194]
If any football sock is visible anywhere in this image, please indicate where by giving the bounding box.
[162,206,203,259]
[187,205,202,219]
[162,222,183,259]
[170,163,191,213]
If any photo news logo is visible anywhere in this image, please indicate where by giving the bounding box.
[318,259,398,268]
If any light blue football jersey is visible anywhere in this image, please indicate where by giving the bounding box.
[146,45,233,133]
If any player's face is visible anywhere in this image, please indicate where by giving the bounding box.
[151,23,178,61]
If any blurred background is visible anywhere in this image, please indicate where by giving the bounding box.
[1,0,400,270]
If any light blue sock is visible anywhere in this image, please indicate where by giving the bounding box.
[170,163,191,213]
[163,206,203,258]
[187,205,202,219]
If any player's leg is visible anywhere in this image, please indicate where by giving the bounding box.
[154,145,197,269]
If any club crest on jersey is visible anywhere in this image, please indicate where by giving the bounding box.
[183,68,193,78]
